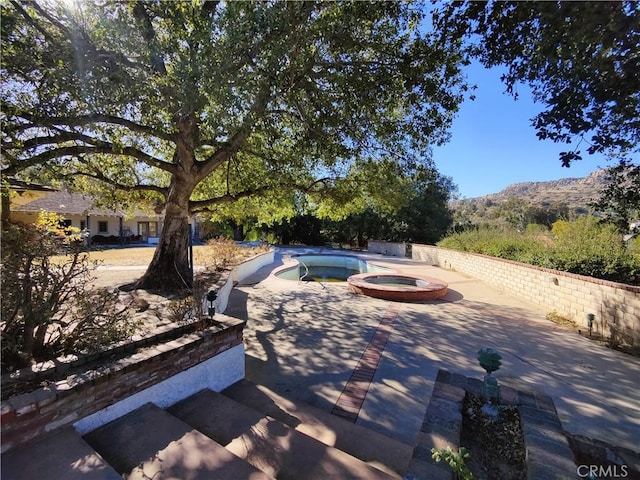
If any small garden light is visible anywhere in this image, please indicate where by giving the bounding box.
[587,313,595,337]
[207,290,217,318]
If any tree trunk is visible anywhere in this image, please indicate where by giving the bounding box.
[231,222,244,241]
[1,183,11,228]
[136,177,194,291]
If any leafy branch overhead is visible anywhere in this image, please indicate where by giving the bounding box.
[4,1,635,291]
[433,1,640,166]
[2,1,468,289]
[3,1,465,200]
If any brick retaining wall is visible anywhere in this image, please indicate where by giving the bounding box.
[412,244,640,346]
[0,319,244,453]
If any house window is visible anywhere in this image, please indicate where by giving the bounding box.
[98,221,108,233]
[80,220,86,230]
[138,221,159,239]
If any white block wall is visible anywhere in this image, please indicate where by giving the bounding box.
[412,244,640,345]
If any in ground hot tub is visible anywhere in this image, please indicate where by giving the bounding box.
[347,273,448,302]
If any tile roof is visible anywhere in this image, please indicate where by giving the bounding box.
[11,190,161,218]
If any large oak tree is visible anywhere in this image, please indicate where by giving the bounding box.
[2,0,467,290]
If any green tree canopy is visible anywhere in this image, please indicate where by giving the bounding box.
[322,166,456,246]
[2,0,468,290]
[433,1,640,166]
[593,160,640,233]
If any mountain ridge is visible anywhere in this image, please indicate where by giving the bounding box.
[456,169,608,209]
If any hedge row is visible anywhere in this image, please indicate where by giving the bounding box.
[438,219,640,285]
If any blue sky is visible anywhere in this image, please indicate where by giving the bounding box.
[431,62,611,199]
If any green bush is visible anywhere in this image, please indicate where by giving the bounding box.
[630,236,640,256]
[438,218,639,284]
[438,227,547,260]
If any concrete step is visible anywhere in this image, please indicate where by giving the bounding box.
[168,389,397,480]
[222,379,413,477]
[1,426,121,480]
[83,402,273,480]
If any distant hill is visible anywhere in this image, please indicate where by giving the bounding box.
[451,170,609,226]
[456,170,607,208]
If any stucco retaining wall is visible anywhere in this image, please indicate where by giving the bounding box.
[412,244,640,346]
[233,250,274,283]
[213,250,274,314]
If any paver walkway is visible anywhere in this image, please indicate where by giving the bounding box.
[224,247,640,452]
[332,304,401,422]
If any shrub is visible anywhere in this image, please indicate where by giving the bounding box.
[167,279,209,329]
[630,236,640,256]
[548,217,640,283]
[431,446,473,480]
[1,214,136,372]
[438,218,639,284]
[58,288,139,354]
[438,227,548,262]
[195,237,269,272]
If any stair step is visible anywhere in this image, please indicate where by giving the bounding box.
[169,389,397,480]
[222,379,412,477]
[1,426,121,480]
[83,402,273,480]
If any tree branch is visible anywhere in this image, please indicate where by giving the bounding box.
[132,1,167,76]
[4,144,175,177]
[5,110,175,142]
[189,186,272,212]
[10,1,54,41]
[68,171,167,198]
[301,177,333,193]
[189,175,336,213]
[15,0,155,80]
[196,85,271,180]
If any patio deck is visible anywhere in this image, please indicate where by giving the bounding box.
[224,247,640,452]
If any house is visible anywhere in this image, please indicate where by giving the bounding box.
[9,188,164,245]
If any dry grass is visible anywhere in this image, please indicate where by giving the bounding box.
[52,243,268,268]
[54,247,158,266]
[51,245,222,267]
[546,311,578,329]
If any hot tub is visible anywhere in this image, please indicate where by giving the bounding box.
[347,273,448,302]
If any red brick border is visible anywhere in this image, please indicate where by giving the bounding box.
[331,304,401,422]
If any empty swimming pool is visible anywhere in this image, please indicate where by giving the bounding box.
[275,254,393,282]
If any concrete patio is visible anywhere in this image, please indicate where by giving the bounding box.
[224,247,640,453]
[3,246,638,479]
